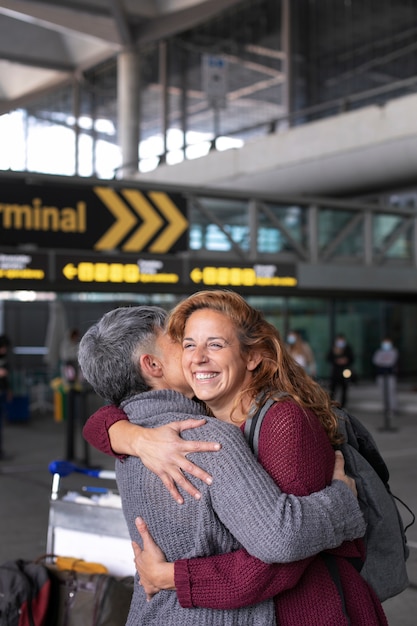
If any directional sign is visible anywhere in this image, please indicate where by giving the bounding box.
[0,251,49,284]
[189,262,297,288]
[56,253,182,288]
[0,176,188,253]
[0,246,299,293]
[93,188,188,253]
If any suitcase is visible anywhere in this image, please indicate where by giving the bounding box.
[46,461,135,577]
[5,395,30,423]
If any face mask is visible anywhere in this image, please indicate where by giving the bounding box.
[381,341,392,351]
[335,339,346,349]
[287,334,296,345]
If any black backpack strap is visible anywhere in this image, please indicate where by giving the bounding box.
[321,554,350,624]
[244,398,276,456]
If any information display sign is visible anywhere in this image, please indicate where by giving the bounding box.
[189,261,297,288]
[0,251,49,284]
[56,253,183,290]
[0,177,188,254]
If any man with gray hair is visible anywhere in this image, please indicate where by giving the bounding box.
[79,305,365,625]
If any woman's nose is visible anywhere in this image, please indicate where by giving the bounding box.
[193,345,208,362]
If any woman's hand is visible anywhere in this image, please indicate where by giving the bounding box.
[333,450,357,497]
[117,419,221,504]
[132,517,175,601]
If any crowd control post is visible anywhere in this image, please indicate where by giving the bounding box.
[379,373,398,432]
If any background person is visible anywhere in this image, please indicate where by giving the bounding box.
[372,337,399,417]
[79,304,366,625]
[286,329,317,378]
[0,334,12,461]
[327,333,355,407]
[60,327,81,384]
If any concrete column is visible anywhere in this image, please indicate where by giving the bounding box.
[248,199,258,260]
[72,78,80,176]
[364,211,373,266]
[413,216,417,267]
[281,0,293,130]
[180,48,188,159]
[117,49,140,177]
[159,41,169,164]
[308,204,319,263]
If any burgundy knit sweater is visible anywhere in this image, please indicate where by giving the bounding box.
[174,402,388,626]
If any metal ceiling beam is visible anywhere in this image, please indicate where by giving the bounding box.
[0,52,74,73]
[134,0,243,44]
[109,0,134,48]
[0,0,122,45]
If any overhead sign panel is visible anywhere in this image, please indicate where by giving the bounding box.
[189,261,297,288]
[0,178,188,253]
[0,247,298,293]
[56,253,182,289]
[202,54,228,109]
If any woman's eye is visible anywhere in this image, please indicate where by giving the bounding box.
[183,342,195,350]
[208,342,224,350]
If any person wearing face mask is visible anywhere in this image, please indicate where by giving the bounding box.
[0,334,13,461]
[286,330,317,378]
[327,333,355,407]
[372,338,399,419]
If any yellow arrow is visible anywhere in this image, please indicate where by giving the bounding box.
[63,263,78,280]
[148,192,188,253]
[190,268,203,283]
[121,189,164,252]
[93,187,137,250]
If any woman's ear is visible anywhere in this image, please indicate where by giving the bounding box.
[246,351,262,371]
[139,354,163,379]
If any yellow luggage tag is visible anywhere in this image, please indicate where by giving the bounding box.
[55,556,109,574]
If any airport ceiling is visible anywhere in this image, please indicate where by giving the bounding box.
[1,1,417,198]
[0,0,241,114]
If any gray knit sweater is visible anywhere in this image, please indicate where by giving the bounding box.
[116,390,365,626]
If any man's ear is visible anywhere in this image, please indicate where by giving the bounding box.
[139,354,163,379]
[246,351,263,371]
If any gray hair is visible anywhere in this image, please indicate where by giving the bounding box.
[78,305,167,405]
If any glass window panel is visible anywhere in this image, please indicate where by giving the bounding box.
[318,209,363,257]
[286,297,330,379]
[258,203,306,254]
[188,196,249,251]
[258,227,282,253]
[373,214,410,259]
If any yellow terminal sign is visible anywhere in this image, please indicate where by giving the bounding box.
[62,262,180,284]
[190,265,297,287]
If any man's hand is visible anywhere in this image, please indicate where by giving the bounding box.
[128,420,221,504]
[333,450,357,497]
[132,517,175,601]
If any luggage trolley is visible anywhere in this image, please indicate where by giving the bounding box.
[46,460,134,577]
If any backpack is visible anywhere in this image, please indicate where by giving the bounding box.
[244,400,415,602]
[0,559,55,626]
